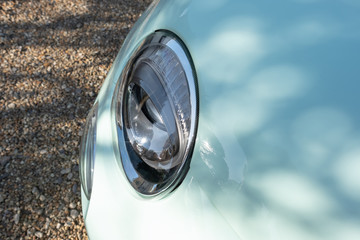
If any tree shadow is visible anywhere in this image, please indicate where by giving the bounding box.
[0,0,151,238]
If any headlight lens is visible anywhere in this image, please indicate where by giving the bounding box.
[113,31,198,196]
[79,102,98,199]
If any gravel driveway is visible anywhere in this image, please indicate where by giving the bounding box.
[0,0,151,238]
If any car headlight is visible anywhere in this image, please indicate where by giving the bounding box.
[113,31,198,196]
[79,102,98,200]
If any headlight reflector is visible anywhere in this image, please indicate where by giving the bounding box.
[79,102,98,199]
[113,31,198,196]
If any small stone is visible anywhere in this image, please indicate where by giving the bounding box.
[69,202,76,209]
[14,213,20,224]
[64,195,70,203]
[40,149,47,155]
[8,103,15,109]
[0,156,10,169]
[32,187,40,196]
[72,164,79,172]
[61,168,71,175]
[54,177,62,184]
[72,183,78,193]
[0,193,4,203]
[44,218,51,230]
[35,231,43,238]
[39,195,46,201]
[67,173,73,180]
[0,173,9,180]
[70,209,79,219]
[56,223,61,229]
[36,209,44,215]
[27,229,33,236]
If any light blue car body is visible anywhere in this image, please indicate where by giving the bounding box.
[82,0,360,239]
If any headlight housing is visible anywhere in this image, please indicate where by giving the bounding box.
[113,31,198,197]
[79,102,98,200]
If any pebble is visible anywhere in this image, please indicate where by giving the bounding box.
[0,194,4,203]
[14,213,20,224]
[64,195,70,203]
[61,168,71,175]
[8,103,15,109]
[72,164,79,172]
[70,209,79,219]
[32,187,40,196]
[54,177,63,185]
[36,209,44,215]
[35,231,43,238]
[39,195,46,201]
[69,202,76,209]
[44,218,51,230]
[67,172,73,180]
[72,183,78,193]
[40,149,47,155]
[0,156,10,169]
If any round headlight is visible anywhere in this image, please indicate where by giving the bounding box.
[79,102,98,199]
[113,31,198,196]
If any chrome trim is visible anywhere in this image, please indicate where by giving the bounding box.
[79,101,99,200]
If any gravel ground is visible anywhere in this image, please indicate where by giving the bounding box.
[0,0,151,238]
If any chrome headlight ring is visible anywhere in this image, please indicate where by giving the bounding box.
[112,31,198,197]
[79,102,99,200]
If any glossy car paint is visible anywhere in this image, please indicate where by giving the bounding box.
[82,0,360,239]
